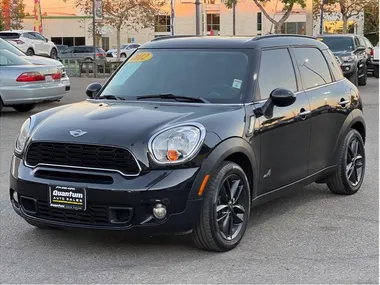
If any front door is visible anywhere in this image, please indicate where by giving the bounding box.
[254,47,312,194]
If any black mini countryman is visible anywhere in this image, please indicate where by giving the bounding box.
[10,35,366,252]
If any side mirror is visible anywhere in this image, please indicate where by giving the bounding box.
[356,45,366,52]
[86,82,102,98]
[270,88,296,107]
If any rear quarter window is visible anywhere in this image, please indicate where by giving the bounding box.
[323,49,344,81]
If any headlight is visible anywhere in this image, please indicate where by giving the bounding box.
[341,55,356,62]
[148,123,206,165]
[15,118,31,154]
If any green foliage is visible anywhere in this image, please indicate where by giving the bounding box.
[0,0,25,31]
[363,0,379,36]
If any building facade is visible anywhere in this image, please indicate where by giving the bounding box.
[21,0,364,51]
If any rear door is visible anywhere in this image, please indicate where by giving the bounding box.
[255,47,312,194]
[291,46,348,173]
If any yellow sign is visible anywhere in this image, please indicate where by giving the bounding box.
[129,52,153,62]
[316,38,323,41]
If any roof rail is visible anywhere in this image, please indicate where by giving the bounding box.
[150,35,201,42]
[252,34,316,41]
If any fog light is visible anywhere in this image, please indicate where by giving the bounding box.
[13,191,19,203]
[152,203,167,220]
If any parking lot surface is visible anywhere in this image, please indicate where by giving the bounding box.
[0,77,378,284]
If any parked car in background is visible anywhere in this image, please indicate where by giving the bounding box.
[0,38,70,91]
[9,35,366,252]
[0,49,67,112]
[369,42,379,78]
[0,30,58,59]
[59,45,106,62]
[106,43,140,58]
[316,34,368,86]
[56,44,68,60]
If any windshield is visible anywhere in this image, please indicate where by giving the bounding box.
[0,38,26,56]
[317,37,355,52]
[0,49,31,66]
[100,49,250,104]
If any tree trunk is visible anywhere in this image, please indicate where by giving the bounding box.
[342,13,348,33]
[232,0,236,35]
[116,26,121,61]
[274,23,282,33]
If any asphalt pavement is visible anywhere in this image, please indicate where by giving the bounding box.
[0,77,378,284]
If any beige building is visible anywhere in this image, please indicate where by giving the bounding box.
[21,0,364,51]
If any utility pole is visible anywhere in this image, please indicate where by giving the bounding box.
[92,0,97,77]
[232,0,236,35]
[170,0,175,36]
[305,0,313,36]
[195,0,200,35]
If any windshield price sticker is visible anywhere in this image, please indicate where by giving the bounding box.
[129,52,153,62]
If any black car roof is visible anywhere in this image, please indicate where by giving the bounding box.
[140,34,328,50]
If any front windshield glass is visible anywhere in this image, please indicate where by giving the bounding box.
[317,37,355,52]
[0,38,26,56]
[101,49,250,104]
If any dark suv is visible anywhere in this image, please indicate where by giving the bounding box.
[10,35,366,252]
[316,34,368,86]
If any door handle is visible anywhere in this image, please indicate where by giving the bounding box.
[298,109,311,117]
[339,99,350,106]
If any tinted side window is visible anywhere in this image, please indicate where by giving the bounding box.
[258,48,297,100]
[323,49,344,81]
[24,33,37,39]
[293,47,332,90]
[74,47,88,53]
[62,47,74,54]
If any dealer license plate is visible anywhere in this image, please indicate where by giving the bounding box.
[49,185,86,211]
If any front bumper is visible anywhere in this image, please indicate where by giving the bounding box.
[10,155,203,233]
[0,82,66,105]
[340,62,356,77]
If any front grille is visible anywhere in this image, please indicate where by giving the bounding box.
[25,142,140,176]
[35,201,118,226]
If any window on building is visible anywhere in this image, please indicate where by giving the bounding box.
[50,37,85,47]
[257,12,262,31]
[293,47,332,89]
[258,48,297,99]
[281,22,306,35]
[102,37,110,51]
[155,15,171,33]
[207,13,220,33]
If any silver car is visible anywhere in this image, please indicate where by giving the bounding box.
[0,38,71,91]
[0,49,66,112]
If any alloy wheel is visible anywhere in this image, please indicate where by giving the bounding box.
[346,137,364,187]
[215,174,248,241]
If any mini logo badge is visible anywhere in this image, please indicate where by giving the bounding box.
[70,129,87,137]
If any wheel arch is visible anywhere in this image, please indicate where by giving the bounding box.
[189,137,259,201]
[333,109,366,161]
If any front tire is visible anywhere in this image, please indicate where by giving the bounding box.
[192,161,251,252]
[13,104,36,112]
[327,129,365,195]
[358,66,367,86]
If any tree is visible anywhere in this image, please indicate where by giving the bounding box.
[64,0,165,60]
[224,0,237,35]
[236,0,306,34]
[0,0,25,31]
[363,0,379,43]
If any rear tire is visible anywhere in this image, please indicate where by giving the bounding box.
[0,97,3,112]
[26,48,34,56]
[374,66,379,78]
[50,48,58,59]
[13,104,36,112]
[192,161,251,252]
[120,53,126,58]
[327,129,365,195]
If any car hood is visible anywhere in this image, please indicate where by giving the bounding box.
[22,55,63,67]
[30,100,245,146]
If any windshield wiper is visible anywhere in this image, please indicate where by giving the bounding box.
[136,93,209,103]
[97,94,126,101]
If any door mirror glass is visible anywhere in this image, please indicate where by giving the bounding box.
[270,88,296,107]
[86,82,102,98]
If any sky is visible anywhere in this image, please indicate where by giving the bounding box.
[24,0,76,15]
